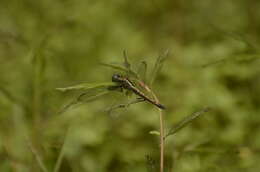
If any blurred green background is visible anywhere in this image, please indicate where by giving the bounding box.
[0,0,260,171]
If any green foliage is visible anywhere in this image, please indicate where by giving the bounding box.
[0,0,260,171]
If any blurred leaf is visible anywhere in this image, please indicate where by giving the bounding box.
[146,155,156,172]
[0,86,28,111]
[212,27,258,53]
[202,54,260,68]
[54,127,71,172]
[202,29,260,67]
[0,86,17,104]
[149,130,160,136]
[27,138,48,172]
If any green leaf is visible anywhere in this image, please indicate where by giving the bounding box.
[149,50,169,86]
[202,54,260,68]
[100,62,138,78]
[164,107,211,139]
[58,91,111,114]
[56,82,116,92]
[137,60,148,82]
[149,130,160,136]
[123,50,131,70]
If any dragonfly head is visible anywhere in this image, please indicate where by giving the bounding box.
[112,74,123,83]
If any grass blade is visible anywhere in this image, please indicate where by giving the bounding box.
[27,138,49,172]
[56,82,116,92]
[164,107,211,139]
[58,90,110,114]
[54,127,70,172]
[123,50,131,70]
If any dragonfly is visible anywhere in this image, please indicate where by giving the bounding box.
[57,50,168,113]
[110,73,165,109]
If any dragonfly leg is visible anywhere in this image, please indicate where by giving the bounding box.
[136,97,145,101]
[105,98,145,114]
[119,86,124,92]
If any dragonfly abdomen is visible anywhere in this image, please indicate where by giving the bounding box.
[127,83,166,110]
[112,75,165,110]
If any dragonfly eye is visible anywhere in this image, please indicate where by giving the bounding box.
[112,74,122,82]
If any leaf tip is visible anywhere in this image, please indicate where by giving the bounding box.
[149,130,160,136]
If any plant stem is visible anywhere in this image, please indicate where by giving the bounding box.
[146,88,164,172]
[27,138,48,172]
[136,80,165,172]
[159,108,164,172]
[54,126,70,172]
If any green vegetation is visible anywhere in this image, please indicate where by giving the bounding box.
[0,0,260,171]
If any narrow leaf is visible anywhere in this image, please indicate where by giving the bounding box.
[202,54,260,68]
[123,50,131,70]
[137,60,148,82]
[58,90,110,114]
[149,50,169,86]
[56,82,116,92]
[100,62,138,78]
[164,107,211,139]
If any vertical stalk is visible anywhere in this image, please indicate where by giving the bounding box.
[141,83,164,172]
[159,109,164,172]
